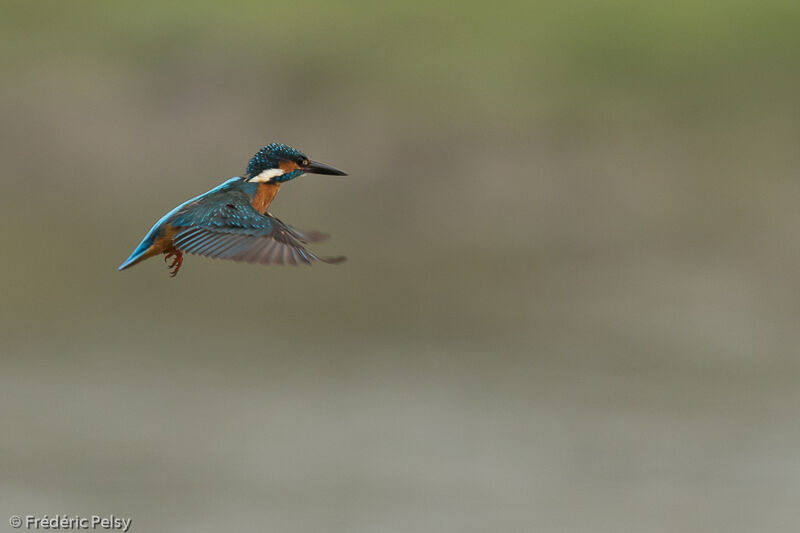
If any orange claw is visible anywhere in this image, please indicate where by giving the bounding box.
[164,250,184,277]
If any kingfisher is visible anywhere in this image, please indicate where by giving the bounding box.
[118,143,347,277]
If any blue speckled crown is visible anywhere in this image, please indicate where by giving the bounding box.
[245,143,307,179]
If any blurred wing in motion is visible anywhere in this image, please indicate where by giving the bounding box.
[271,215,331,244]
[171,190,345,266]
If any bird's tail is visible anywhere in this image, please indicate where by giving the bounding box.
[118,243,156,271]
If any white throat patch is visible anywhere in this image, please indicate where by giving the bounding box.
[248,168,285,183]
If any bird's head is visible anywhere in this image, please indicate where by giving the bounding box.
[245,143,347,183]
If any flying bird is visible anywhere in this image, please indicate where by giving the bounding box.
[118,143,347,277]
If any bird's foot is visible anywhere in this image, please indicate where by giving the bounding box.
[164,250,184,277]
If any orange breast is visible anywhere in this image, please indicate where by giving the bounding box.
[251,183,281,213]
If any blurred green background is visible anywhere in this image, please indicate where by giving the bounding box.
[2,1,800,531]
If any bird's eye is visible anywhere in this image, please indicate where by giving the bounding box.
[300,158,309,167]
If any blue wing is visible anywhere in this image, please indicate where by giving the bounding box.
[170,189,344,265]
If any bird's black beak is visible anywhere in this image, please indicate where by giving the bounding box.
[305,160,347,176]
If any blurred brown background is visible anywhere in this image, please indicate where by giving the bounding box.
[2,1,800,531]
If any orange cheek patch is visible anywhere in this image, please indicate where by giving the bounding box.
[278,160,300,173]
